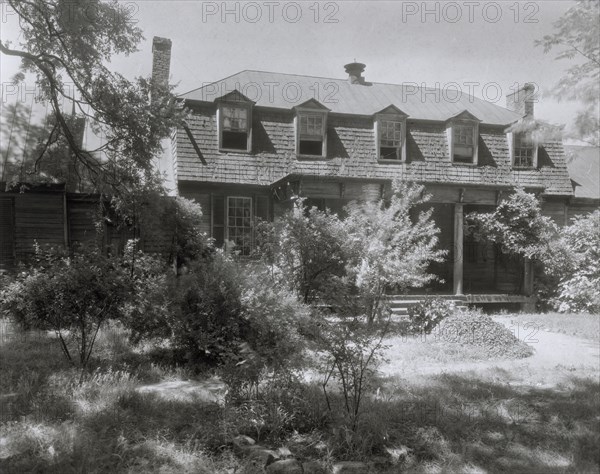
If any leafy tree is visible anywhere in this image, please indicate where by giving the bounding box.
[467,187,557,261]
[535,0,600,145]
[550,210,600,312]
[467,188,558,296]
[0,0,184,193]
[343,180,445,324]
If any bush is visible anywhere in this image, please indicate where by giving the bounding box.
[0,245,134,370]
[220,267,311,399]
[255,198,347,304]
[407,297,454,334]
[551,211,600,313]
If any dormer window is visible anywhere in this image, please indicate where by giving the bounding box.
[216,91,254,153]
[219,103,251,151]
[379,120,403,160]
[447,111,480,165]
[294,99,329,158]
[298,114,325,155]
[374,106,408,162]
[513,131,536,168]
[453,125,476,163]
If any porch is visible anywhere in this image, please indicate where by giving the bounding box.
[387,293,538,316]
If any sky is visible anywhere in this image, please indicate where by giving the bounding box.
[0,0,589,145]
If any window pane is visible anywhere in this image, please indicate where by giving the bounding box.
[222,106,247,131]
[380,121,402,148]
[299,114,324,138]
[514,132,534,167]
[299,140,323,156]
[454,125,474,146]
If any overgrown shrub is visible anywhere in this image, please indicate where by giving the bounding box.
[255,197,347,304]
[220,267,311,399]
[0,245,135,370]
[407,297,454,334]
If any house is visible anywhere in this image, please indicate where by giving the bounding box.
[156,38,576,306]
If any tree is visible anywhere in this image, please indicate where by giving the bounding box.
[0,0,183,193]
[535,0,600,146]
[343,180,445,324]
[255,198,347,304]
[467,188,557,261]
[550,211,600,313]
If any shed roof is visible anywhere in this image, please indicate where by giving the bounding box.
[180,70,523,126]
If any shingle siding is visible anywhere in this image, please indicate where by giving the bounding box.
[176,107,573,196]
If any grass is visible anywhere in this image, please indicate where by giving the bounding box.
[0,313,599,473]
[494,312,600,341]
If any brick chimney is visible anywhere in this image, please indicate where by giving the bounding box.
[344,62,366,85]
[152,37,172,88]
[506,82,535,118]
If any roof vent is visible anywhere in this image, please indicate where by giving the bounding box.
[344,62,366,85]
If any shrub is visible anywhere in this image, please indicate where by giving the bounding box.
[0,245,133,370]
[163,251,245,369]
[305,314,390,432]
[220,266,311,399]
[407,297,454,334]
[255,197,347,304]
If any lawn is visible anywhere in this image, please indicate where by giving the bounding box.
[494,312,600,340]
[0,313,598,473]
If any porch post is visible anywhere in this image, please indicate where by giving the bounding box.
[453,203,464,296]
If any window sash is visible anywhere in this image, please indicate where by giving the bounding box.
[222,106,248,132]
[379,120,403,148]
[299,114,324,139]
[454,125,474,146]
[513,132,534,167]
[226,196,252,256]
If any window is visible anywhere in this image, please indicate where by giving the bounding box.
[297,112,326,157]
[227,197,252,256]
[211,195,269,256]
[452,124,477,163]
[219,104,251,151]
[378,120,404,160]
[513,132,535,168]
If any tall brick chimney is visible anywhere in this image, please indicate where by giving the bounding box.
[344,62,366,85]
[506,82,535,118]
[152,37,172,88]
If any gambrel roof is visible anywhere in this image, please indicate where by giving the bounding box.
[180,70,523,125]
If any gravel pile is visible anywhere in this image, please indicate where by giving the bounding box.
[435,310,534,359]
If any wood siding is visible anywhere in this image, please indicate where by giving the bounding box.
[0,197,15,272]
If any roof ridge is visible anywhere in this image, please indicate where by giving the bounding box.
[209,69,493,96]
[178,69,253,97]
